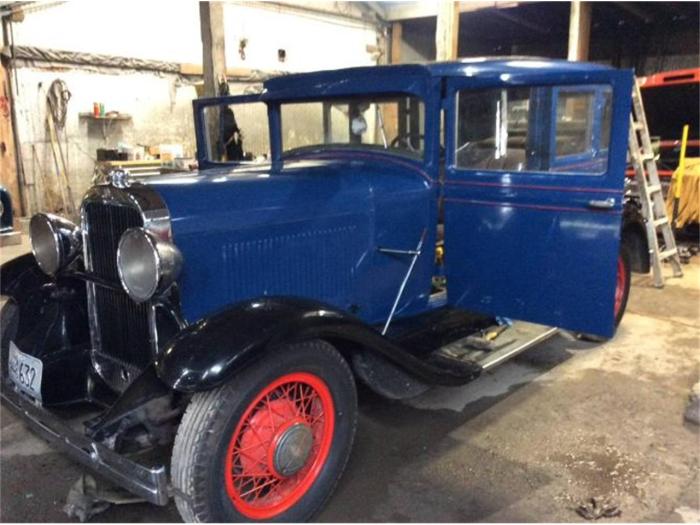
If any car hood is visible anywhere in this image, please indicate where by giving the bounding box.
[136,155,431,322]
[141,155,431,237]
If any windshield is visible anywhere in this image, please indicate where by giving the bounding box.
[280,95,425,160]
[202,101,270,163]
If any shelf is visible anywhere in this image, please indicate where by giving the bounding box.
[79,112,132,121]
[99,160,162,167]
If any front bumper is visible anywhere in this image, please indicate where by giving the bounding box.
[1,380,170,506]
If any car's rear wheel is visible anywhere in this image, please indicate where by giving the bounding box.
[171,340,357,522]
[613,243,632,327]
[578,241,631,342]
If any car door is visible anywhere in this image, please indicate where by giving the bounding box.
[442,69,633,338]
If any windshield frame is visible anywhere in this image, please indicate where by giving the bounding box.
[194,93,272,170]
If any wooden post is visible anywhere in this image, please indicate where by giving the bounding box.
[199,1,226,159]
[435,0,460,62]
[199,1,227,97]
[381,22,403,141]
[567,1,591,61]
[390,22,402,64]
[0,61,22,218]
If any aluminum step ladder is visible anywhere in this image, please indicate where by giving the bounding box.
[628,78,683,288]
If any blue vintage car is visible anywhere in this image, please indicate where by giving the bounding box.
[1,58,648,522]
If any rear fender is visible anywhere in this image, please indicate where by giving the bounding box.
[621,201,650,273]
[155,296,478,392]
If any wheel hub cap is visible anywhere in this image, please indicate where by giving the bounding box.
[272,423,314,477]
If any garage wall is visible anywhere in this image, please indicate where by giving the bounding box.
[7,1,380,215]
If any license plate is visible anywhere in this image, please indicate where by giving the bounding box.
[8,342,43,402]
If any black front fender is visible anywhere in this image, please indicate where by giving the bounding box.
[1,254,92,406]
[155,296,477,392]
[1,253,49,299]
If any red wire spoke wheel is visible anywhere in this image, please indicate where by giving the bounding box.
[171,340,357,523]
[614,255,626,319]
[576,244,630,342]
[224,372,335,519]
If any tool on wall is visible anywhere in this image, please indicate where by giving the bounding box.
[628,77,683,288]
[46,79,77,217]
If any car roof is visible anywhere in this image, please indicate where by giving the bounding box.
[423,57,613,76]
[262,57,614,100]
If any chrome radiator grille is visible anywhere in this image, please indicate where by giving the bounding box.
[83,201,152,369]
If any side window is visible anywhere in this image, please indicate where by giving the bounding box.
[456,85,613,175]
[555,90,594,157]
[202,102,269,163]
[456,87,530,172]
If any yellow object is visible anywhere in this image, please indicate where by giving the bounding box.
[666,158,700,228]
[675,125,689,200]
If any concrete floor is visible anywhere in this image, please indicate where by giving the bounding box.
[1,236,698,522]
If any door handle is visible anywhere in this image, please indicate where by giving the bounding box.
[587,198,615,209]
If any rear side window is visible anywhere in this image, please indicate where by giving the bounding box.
[556,90,595,156]
[456,84,613,175]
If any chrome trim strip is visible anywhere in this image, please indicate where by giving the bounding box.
[480,326,559,370]
[1,381,170,506]
[378,247,422,256]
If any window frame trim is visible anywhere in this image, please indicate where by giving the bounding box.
[549,85,613,174]
[447,79,618,178]
[194,93,272,170]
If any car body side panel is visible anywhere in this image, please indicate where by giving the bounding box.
[147,157,436,326]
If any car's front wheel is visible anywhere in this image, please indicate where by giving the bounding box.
[171,340,357,522]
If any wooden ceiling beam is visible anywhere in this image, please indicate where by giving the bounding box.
[383,1,519,22]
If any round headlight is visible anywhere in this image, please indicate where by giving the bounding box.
[29,213,81,276]
[117,228,182,303]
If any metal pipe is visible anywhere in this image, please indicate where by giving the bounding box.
[381,228,427,335]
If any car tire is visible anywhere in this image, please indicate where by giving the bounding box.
[613,241,632,327]
[578,241,632,342]
[171,339,357,522]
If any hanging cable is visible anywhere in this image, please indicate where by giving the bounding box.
[46,79,71,130]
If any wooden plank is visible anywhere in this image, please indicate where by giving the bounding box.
[384,1,519,21]
[567,1,591,61]
[199,1,227,97]
[390,22,402,64]
[102,160,163,167]
[0,60,21,220]
[436,0,460,61]
[379,23,403,142]
[179,63,263,78]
